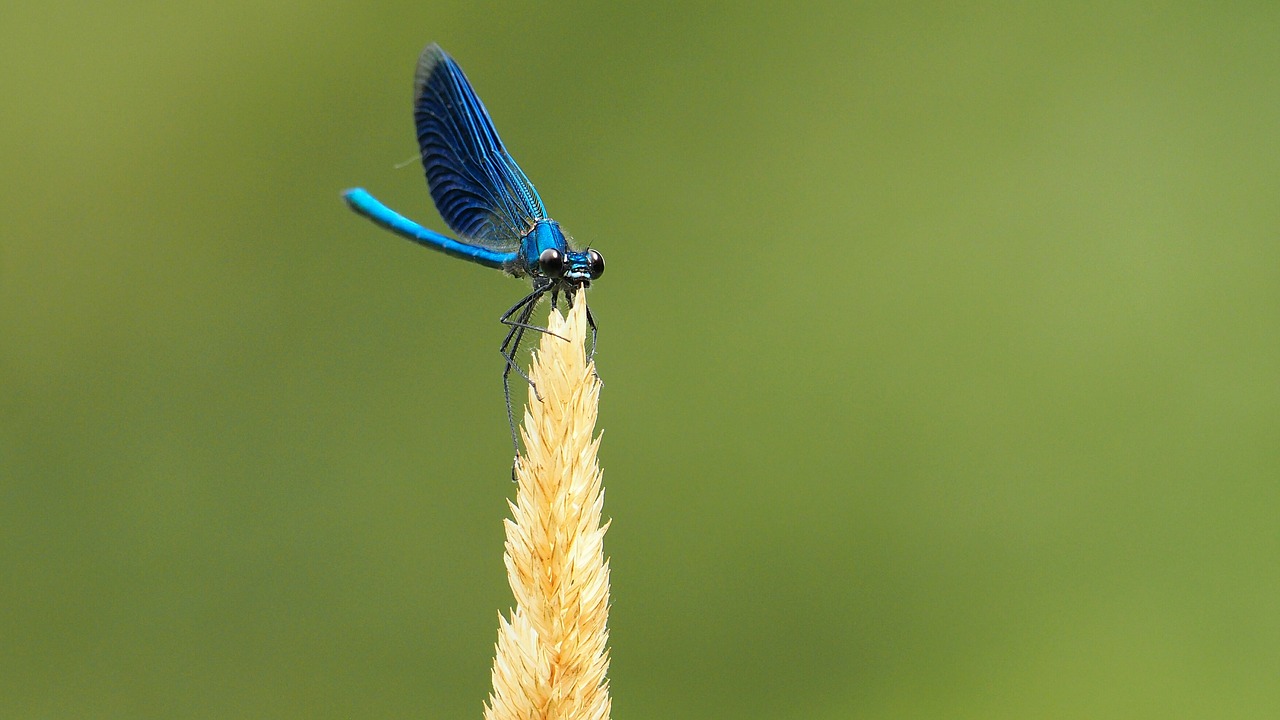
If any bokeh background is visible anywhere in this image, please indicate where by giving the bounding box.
[3,2,1278,718]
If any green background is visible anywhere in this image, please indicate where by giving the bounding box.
[3,2,1278,717]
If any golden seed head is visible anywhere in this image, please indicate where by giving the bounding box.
[485,293,611,720]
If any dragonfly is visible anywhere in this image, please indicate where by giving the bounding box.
[344,44,604,453]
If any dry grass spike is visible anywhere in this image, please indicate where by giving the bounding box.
[484,290,611,720]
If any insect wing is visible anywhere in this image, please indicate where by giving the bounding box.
[414,44,546,249]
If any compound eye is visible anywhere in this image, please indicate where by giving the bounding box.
[587,249,605,279]
[538,248,565,278]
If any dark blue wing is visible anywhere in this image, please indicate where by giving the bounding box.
[414,44,546,249]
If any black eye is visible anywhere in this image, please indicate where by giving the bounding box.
[587,249,605,279]
[538,248,564,277]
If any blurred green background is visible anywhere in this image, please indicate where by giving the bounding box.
[3,1,1278,717]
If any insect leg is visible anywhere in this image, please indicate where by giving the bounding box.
[499,288,548,453]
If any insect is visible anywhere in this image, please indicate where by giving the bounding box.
[344,44,604,453]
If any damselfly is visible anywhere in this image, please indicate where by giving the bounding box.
[344,44,604,452]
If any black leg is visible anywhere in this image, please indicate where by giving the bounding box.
[500,298,540,390]
[498,284,595,455]
[498,288,542,324]
[496,289,542,386]
[584,303,599,361]
[496,286,542,366]
[499,284,569,344]
[500,289,546,454]
[502,315,533,452]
